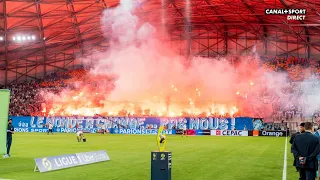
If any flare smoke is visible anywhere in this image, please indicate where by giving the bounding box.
[40,0,320,120]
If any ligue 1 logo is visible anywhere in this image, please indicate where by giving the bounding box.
[152,153,157,161]
[160,153,166,160]
[42,158,52,171]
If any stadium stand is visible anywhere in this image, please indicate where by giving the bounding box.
[1,57,319,125]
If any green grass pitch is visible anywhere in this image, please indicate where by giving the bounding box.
[1,133,297,180]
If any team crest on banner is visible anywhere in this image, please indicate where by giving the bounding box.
[252,118,264,130]
[219,118,229,130]
[114,128,119,134]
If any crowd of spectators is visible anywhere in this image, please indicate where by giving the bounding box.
[1,56,320,119]
[3,82,42,116]
[0,68,89,116]
[261,56,320,81]
[39,68,88,88]
[263,123,288,131]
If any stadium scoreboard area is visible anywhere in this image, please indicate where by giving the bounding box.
[265,8,307,20]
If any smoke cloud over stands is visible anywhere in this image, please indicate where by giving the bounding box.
[41,0,320,120]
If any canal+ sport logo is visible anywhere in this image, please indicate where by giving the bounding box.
[265,9,307,21]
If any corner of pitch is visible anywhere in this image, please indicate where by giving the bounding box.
[287,15,306,21]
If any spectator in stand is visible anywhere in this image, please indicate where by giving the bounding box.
[2,68,89,116]
[1,61,320,117]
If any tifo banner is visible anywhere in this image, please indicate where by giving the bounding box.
[9,116,254,133]
[34,150,110,173]
[252,118,264,130]
[0,90,10,155]
[259,131,286,137]
[210,130,248,136]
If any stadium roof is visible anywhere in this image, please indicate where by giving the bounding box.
[0,0,319,85]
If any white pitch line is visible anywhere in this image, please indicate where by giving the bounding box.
[282,135,288,180]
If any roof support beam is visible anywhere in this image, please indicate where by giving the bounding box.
[67,0,84,57]
[203,0,228,55]
[164,22,320,27]
[240,0,268,55]
[101,0,107,7]
[9,66,37,84]
[3,0,8,85]
[224,26,228,55]
[186,1,192,57]
[263,26,267,55]
[192,39,224,56]
[36,0,47,77]
[7,32,100,62]
[186,25,192,57]
[306,31,310,58]
[279,0,311,58]
[224,1,266,53]
[170,3,191,57]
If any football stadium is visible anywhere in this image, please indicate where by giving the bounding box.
[0,0,320,180]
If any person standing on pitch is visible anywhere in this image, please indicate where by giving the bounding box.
[290,123,306,144]
[76,131,84,142]
[47,122,53,135]
[182,124,187,137]
[313,125,320,180]
[101,124,106,135]
[292,122,320,180]
[6,119,14,157]
[291,123,306,173]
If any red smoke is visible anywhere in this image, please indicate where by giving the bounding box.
[40,0,320,120]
